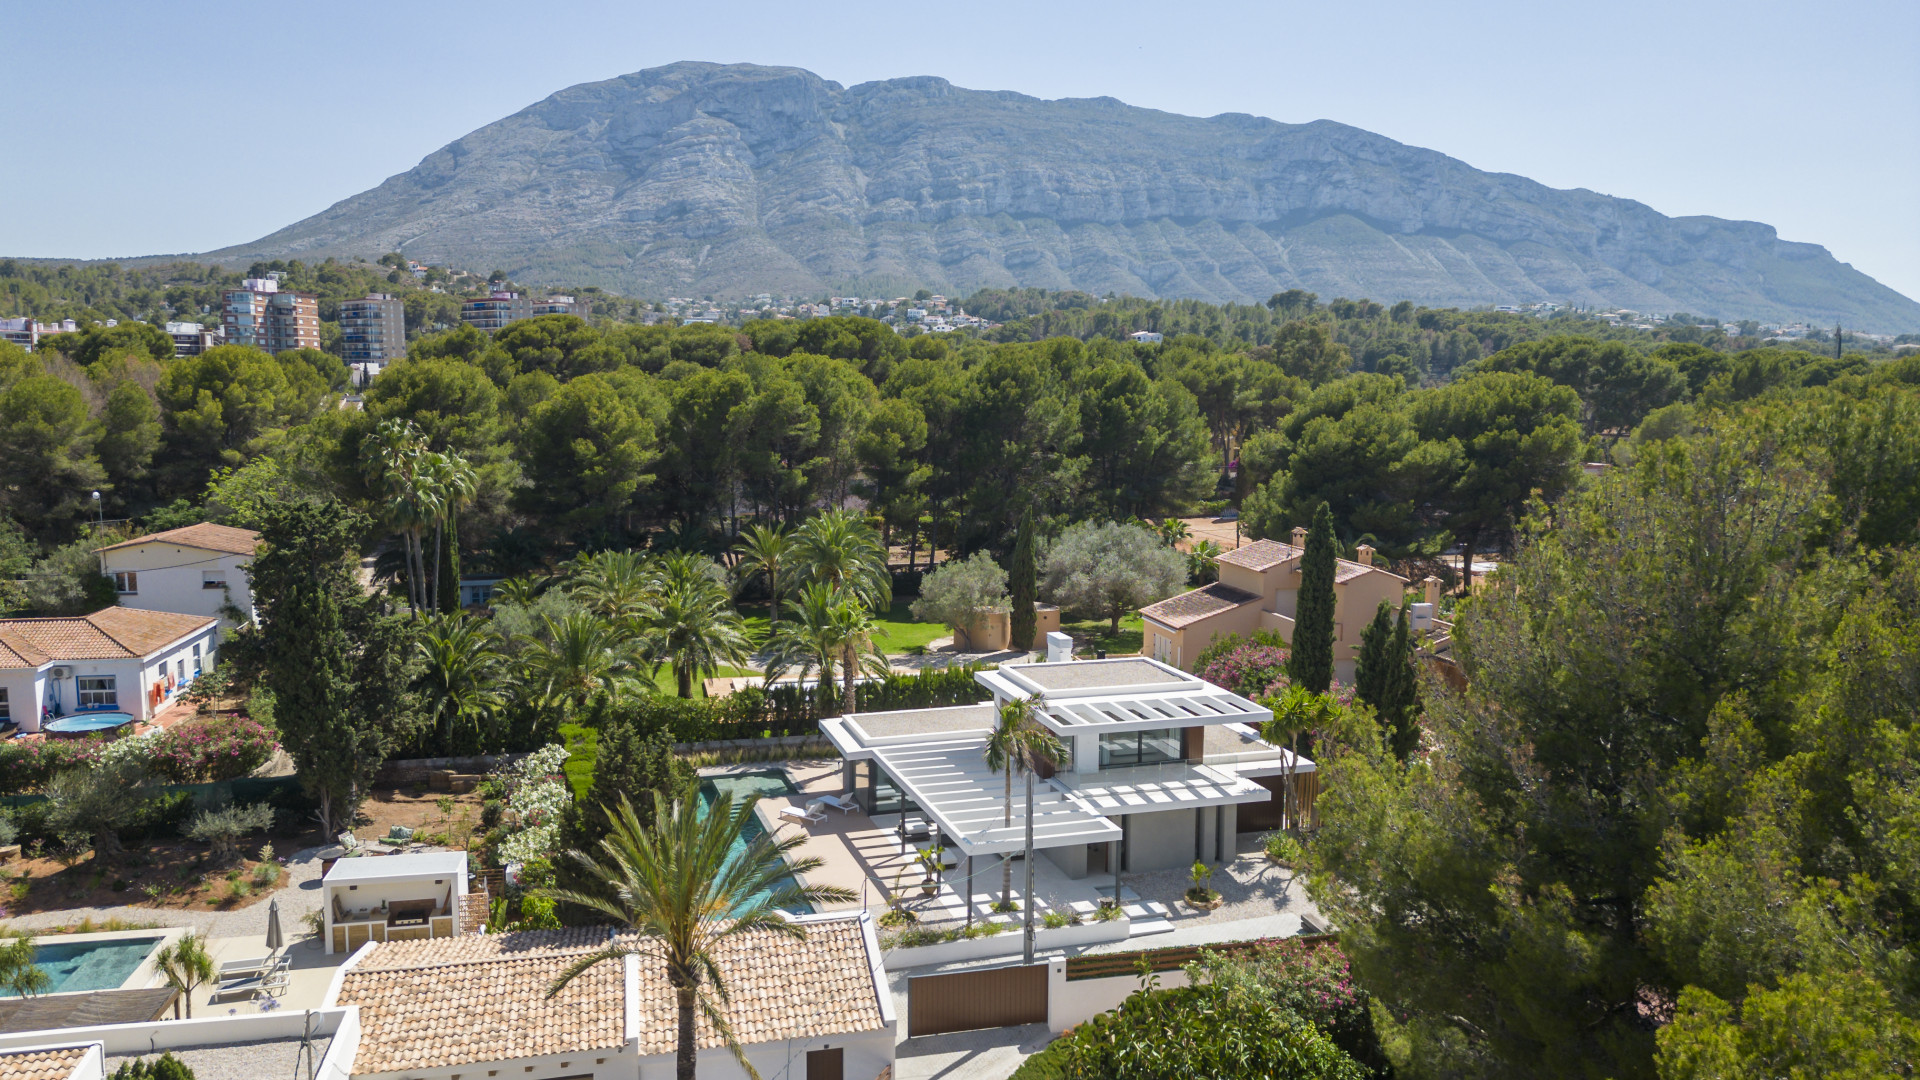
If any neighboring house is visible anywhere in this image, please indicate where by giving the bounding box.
[0,607,220,732]
[1128,330,1163,343]
[0,1043,105,1080]
[328,919,896,1080]
[823,657,1307,882]
[95,523,260,628]
[1138,532,1407,681]
[457,577,504,609]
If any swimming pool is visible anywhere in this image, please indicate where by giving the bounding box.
[698,770,814,916]
[0,936,163,997]
[42,712,136,735]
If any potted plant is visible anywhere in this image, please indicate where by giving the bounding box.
[914,847,942,896]
[1185,860,1223,910]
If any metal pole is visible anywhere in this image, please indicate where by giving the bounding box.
[1022,769,1037,966]
[1112,839,1121,905]
[965,855,974,931]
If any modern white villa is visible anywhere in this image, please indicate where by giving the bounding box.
[821,656,1304,891]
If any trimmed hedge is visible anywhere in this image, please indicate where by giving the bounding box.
[589,664,993,741]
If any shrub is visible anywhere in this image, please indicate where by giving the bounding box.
[1197,637,1293,698]
[910,551,1010,632]
[1197,940,1388,1074]
[1264,832,1304,865]
[1046,980,1366,1080]
[110,1052,195,1080]
[147,716,278,783]
[184,802,275,863]
[0,739,95,795]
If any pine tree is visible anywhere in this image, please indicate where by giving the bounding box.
[1288,501,1337,693]
[1009,508,1037,652]
[1383,601,1422,759]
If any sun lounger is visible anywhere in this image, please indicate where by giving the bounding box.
[211,955,289,1001]
[814,793,860,815]
[778,805,826,826]
[217,955,275,980]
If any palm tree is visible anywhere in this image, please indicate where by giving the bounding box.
[569,550,653,621]
[545,793,855,1080]
[637,571,753,698]
[423,450,478,612]
[0,931,49,999]
[791,509,891,612]
[732,524,791,625]
[152,932,214,1018]
[416,614,508,754]
[362,419,441,615]
[763,583,889,713]
[984,694,1063,915]
[521,611,647,725]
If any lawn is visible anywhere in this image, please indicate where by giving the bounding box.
[741,598,949,655]
[1059,613,1145,656]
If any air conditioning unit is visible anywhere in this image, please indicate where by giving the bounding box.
[50,666,73,680]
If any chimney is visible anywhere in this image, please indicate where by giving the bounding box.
[1422,575,1442,607]
[1291,526,1307,548]
[1355,544,1374,566]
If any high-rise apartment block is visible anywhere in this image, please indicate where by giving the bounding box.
[221,276,320,354]
[339,293,406,361]
[461,291,591,331]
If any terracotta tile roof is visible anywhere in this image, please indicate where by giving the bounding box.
[0,609,215,669]
[338,920,886,1073]
[1214,539,1301,572]
[95,522,259,557]
[0,1047,90,1080]
[1139,582,1261,629]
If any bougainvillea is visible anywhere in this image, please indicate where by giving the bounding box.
[0,739,95,795]
[147,716,279,783]
[1198,643,1292,698]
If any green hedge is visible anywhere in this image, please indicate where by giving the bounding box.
[587,664,993,741]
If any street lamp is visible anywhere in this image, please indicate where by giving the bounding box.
[91,491,102,530]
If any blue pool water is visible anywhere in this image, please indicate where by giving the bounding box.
[0,936,162,997]
[699,771,815,916]
[43,712,136,734]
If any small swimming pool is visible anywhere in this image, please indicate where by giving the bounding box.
[0,936,163,997]
[43,712,136,735]
[699,770,814,916]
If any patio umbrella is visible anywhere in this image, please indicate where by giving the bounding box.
[265,897,285,952]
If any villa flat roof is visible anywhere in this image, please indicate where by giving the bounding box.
[846,704,996,743]
[323,851,467,884]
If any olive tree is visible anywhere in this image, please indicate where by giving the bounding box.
[910,552,1009,643]
[1042,521,1187,633]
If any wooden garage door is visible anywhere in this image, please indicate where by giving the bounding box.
[907,963,1048,1037]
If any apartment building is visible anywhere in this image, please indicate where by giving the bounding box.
[221,277,320,354]
[163,321,223,357]
[460,290,532,331]
[0,317,78,351]
[339,292,406,361]
[532,293,590,317]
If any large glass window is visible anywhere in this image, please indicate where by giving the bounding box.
[1099,728,1184,770]
[77,676,117,709]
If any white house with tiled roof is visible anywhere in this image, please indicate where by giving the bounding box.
[1139,530,1408,681]
[327,919,895,1080]
[95,522,260,628]
[0,607,218,732]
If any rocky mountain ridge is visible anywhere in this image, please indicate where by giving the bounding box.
[202,62,1920,330]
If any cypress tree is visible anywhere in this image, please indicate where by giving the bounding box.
[436,511,461,613]
[1288,501,1337,694]
[1353,600,1394,714]
[1009,508,1037,652]
[1383,601,1422,760]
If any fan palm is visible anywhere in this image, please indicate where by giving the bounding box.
[637,572,753,698]
[732,524,791,625]
[984,694,1064,915]
[791,509,891,612]
[521,611,647,724]
[415,614,508,754]
[544,793,855,1080]
[423,450,478,612]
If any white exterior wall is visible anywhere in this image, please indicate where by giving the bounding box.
[99,543,255,627]
[637,1028,896,1080]
[10,622,219,732]
[324,872,469,954]
[1123,808,1205,873]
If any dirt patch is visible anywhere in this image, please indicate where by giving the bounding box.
[349,786,485,851]
[1,844,289,917]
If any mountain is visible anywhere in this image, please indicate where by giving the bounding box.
[205,62,1920,331]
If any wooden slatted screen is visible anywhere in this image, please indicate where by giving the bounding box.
[907,963,1048,1036]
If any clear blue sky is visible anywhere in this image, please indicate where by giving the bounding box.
[3,0,1915,302]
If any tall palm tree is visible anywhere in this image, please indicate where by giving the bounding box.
[791,509,891,612]
[152,932,214,1018]
[732,524,791,625]
[545,793,855,1080]
[763,583,889,713]
[362,419,439,615]
[637,571,753,698]
[569,550,653,621]
[983,694,1063,914]
[521,611,647,725]
[416,614,508,754]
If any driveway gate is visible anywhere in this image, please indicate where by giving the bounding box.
[906,963,1048,1037]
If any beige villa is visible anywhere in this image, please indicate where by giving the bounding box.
[1139,528,1408,681]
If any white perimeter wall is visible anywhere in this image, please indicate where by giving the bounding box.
[1046,960,1192,1033]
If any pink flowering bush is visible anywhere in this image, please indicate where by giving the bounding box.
[147,716,279,783]
[0,739,96,795]
[1198,938,1386,1072]
[1198,642,1292,698]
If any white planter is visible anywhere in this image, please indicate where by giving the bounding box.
[882,915,1131,969]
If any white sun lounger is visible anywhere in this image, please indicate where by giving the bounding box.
[779,805,826,826]
[814,793,860,815]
